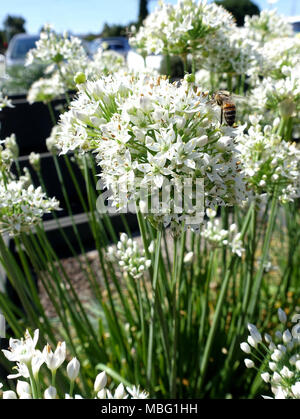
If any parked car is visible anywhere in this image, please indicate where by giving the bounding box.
[5,33,39,68]
[89,37,131,58]
[286,16,300,33]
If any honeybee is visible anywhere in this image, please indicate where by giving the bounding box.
[212,90,236,126]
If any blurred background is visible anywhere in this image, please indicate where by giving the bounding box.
[0,0,299,80]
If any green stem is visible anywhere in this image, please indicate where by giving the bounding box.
[47,102,56,126]
[146,228,162,384]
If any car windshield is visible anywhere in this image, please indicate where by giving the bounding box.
[10,37,39,59]
[292,22,300,33]
[104,43,124,51]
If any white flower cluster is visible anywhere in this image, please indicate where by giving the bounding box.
[57,71,247,230]
[0,133,18,169]
[244,9,293,43]
[199,26,260,77]
[0,181,60,236]
[0,136,60,236]
[252,37,300,81]
[107,233,152,280]
[0,92,14,111]
[241,309,300,399]
[1,329,148,399]
[202,208,245,257]
[27,73,65,104]
[129,0,234,57]
[248,73,300,119]
[236,116,300,203]
[25,24,88,90]
[46,125,61,154]
[87,49,126,79]
[26,24,87,67]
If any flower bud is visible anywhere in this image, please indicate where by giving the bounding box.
[29,152,41,172]
[97,389,107,399]
[67,357,80,381]
[94,371,107,392]
[44,386,57,399]
[291,383,300,398]
[261,372,270,383]
[264,333,272,344]
[16,380,31,397]
[3,390,17,399]
[278,308,287,324]
[114,383,126,399]
[240,342,251,354]
[74,72,86,85]
[282,329,292,344]
[247,324,262,344]
[244,358,254,369]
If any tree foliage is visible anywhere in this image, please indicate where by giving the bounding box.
[216,0,260,26]
[3,15,26,41]
[139,0,149,23]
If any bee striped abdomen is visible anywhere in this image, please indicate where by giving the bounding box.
[223,103,236,126]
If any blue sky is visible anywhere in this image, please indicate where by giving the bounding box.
[0,0,298,35]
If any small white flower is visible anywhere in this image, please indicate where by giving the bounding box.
[3,390,17,399]
[291,382,300,398]
[44,386,57,399]
[247,324,262,344]
[278,308,287,324]
[247,335,258,348]
[67,358,80,381]
[244,359,255,369]
[183,252,194,264]
[16,380,31,397]
[43,342,66,372]
[240,342,251,354]
[261,372,270,383]
[126,385,149,399]
[280,366,293,379]
[271,349,284,362]
[94,371,107,392]
[97,389,107,399]
[282,330,292,344]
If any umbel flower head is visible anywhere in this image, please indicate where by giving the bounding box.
[26,24,87,67]
[236,116,300,203]
[244,9,293,43]
[107,233,152,279]
[240,308,300,399]
[129,0,234,57]
[25,24,88,90]
[0,135,60,236]
[57,71,247,231]
[203,208,245,257]
[0,181,60,236]
[27,73,65,104]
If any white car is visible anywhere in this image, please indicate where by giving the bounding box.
[5,33,39,68]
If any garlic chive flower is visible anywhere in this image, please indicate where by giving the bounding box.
[129,0,234,57]
[236,116,300,203]
[107,233,152,280]
[1,328,149,399]
[241,308,300,399]
[43,342,66,373]
[203,209,245,257]
[67,357,80,382]
[58,71,247,231]
[0,92,14,111]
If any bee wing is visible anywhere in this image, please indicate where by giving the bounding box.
[231,94,247,102]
